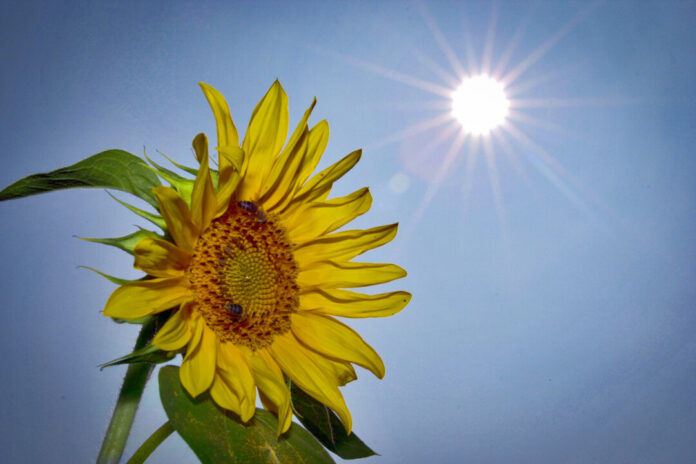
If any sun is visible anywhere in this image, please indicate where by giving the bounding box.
[451,75,509,135]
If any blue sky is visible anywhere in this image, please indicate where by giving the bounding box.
[1,1,695,463]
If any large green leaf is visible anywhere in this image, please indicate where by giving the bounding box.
[0,149,161,208]
[159,366,334,464]
[290,382,377,460]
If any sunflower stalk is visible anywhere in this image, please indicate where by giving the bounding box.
[97,318,158,464]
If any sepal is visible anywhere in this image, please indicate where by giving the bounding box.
[76,228,162,255]
[100,343,175,369]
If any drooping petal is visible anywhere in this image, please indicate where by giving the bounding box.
[190,133,217,230]
[248,350,292,435]
[298,261,407,290]
[214,343,256,422]
[238,80,289,200]
[292,312,385,378]
[269,332,352,433]
[153,186,199,252]
[294,223,398,266]
[152,302,193,351]
[199,82,239,182]
[299,288,411,318]
[180,319,216,398]
[284,187,372,244]
[133,238,190,277]
[103,277,190,319]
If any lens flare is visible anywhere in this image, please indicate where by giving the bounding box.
[451,75,509,135]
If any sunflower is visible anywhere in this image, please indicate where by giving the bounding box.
[103,81,410,435]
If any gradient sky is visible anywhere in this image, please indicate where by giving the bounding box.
[1,1,695,463]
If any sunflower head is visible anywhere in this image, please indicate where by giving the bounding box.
[103,81,410,435]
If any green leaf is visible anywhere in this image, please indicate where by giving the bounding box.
[77,228,162,255]
[159,366,335,464]
[290,382,377,460]
[0,149,161,208]
[100,343,174,369]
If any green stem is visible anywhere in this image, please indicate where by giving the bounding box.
[126,422,174,464]
[97,318,158,464]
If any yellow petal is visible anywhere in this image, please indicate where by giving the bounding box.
[292,312,385,378]
[180,320,216,398]
[199,82,239,182]
[269,332,352,433]
[215,145,245,217]
[210,373,242,416]
[238,80,289,200]
[281,149,361,220]
[298,261,406,290]
[153,186,199,252]
[190,134,217,230]
[303,349,357,387]
[296,149,361,205]
[284,187,372,244]
[294,223,398,266]
[299,288,411,318]
[248,350,292,435]
[152,303,193,351]
[133,238,190,277]
[294,119,329,188]
[103,277,190,319]
[214,343,256,422]
[261,98,316,211]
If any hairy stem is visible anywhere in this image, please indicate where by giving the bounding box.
[97,318,157,464]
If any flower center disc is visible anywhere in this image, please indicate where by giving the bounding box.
[186,202,298,350]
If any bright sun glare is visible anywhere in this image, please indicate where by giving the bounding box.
[451,75,509,135]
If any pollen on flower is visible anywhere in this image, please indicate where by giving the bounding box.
[186,202,298,350]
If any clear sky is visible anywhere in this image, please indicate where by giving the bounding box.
[1,1,695,463]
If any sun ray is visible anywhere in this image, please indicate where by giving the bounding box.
[412,48,462,89]
[483,136,506,228]
[512,96,641,109]
[507,110,577,138]
[502,122,593,216]
[415,0,467,79]
[410,129,469,227]
[492,1,540,79]
[367,113,454,150]
[501,1,601,86]
[309,45,453,98]
[371,99,452,112]
[480,0,500,76]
